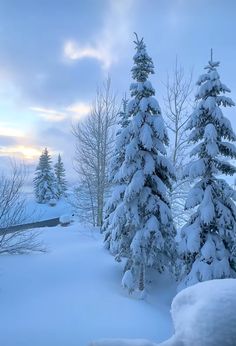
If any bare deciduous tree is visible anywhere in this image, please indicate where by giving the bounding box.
[72,78,118,226]
[0,163,44,254]
[163,60,193,228]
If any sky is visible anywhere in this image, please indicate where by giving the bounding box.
[0,0,236,182]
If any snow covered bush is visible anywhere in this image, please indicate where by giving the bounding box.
[90,279,236,346]
[179,56,236,288]
[103,34,176,294]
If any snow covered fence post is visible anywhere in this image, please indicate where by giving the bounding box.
[103,33,176,295]
[179,54,236,288]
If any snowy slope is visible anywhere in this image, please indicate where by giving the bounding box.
[0,223,176,346]
[23,193,73,222]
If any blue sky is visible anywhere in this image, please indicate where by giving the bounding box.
[0,0,236,180]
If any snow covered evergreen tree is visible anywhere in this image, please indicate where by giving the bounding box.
[179,54,236,288]
[34,148,57,204]
[54,154,67,199]
[102,97,130,250]
[105,34,176,294]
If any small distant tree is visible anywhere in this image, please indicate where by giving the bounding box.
[34,148,57,203]
[54,154,67,199]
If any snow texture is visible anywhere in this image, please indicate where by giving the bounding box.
[0,218,175,346]
[91,279,236,346]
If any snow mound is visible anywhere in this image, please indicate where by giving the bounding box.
[91,279,236,346]
[168,278,236,346]
[59,214,72,225]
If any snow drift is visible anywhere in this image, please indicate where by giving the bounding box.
[90,278,236,346]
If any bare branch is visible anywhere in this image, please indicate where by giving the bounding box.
[72,77,119,226]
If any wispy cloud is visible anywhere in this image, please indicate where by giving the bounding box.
[0,123,25,138]
[30,107,67,122]
[64,41,112,70]
[66,101,91,120]
[30,102,91,122]
[0,145,43,160]
[63,0,134,70]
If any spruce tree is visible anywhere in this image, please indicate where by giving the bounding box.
[103,97,130,254]
[106,34,176,294]
[34,148,57,203]
[179,54,236,288]
[54,154,67,199]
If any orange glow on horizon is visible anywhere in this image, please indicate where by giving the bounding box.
[0,145,45,160]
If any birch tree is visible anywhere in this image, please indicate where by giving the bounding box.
[73,78,118,226]
[164,60,193,227]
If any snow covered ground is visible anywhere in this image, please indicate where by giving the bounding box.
[23,194,73,222]
[0,222,176,346]
[92,279,236,346]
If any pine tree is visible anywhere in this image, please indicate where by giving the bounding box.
[179,53,236,288]
[105,34,176,294]
[54,154,67,199]
[102,97,130,254]
[34,148,57,204]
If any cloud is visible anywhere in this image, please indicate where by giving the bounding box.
[64,41,112,70]
[30,102,91,122]
[0,135,19,146]
[63,0,134,71]
[0,124,25,138]
[0,145,43,160]
[66,101,91,120]
[30,106,67,122]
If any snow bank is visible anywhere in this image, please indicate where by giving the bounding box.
[91,279,236,346]
[168,278,236,346]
